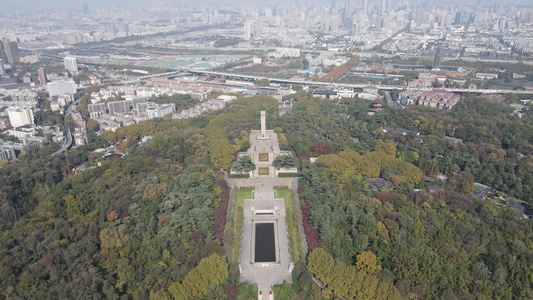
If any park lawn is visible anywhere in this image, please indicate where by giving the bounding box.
[238,189,254,201]
[275,188,302,262]
[275,188,291,199]
[231,188,254,263]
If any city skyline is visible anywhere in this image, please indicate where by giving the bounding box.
[1,0,528,14]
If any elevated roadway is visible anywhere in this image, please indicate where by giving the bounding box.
[178,69,533,95]
[39,53,533,95]
[51,129,72,156]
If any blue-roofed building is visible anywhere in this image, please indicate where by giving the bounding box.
[473,187,491,198]
[511,204,525,214]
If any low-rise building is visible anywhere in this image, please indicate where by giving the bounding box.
[475,73,498,80]
[0,139,17,161]
[71,111,86,127]
[146,103,176,119]
[173,95,234,120]
[73,127,87,146]
[418,89,460,109]
[50,101,61,111]
[0,118,10,130]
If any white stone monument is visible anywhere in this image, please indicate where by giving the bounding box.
[260,110,266,138]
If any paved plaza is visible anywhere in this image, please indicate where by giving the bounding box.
[237,178,293,296]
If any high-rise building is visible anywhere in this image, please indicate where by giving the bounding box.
[107,100,130,114]
[6,107,34,128]
[244,21,255,40]
[38,67,47,85]
[0,43,6,63]
[0,59,5,75]
[345,0,351,15]
[132,98,149,110]
[494,1,501,14]
[454,11,463,25]
[83,3,89,15]
[380,0,388,14]
[433,43,443,69]
[64,56,78,73]
[4,41,20,65]
[88,103,107,118]
[331,0,337,12]
[363,0,369,14]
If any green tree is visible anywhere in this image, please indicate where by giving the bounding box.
[256,78,270,86]
[77,95,91,118]
[272,155,297,169]
[232,156,256,173]
[87,119,99,131]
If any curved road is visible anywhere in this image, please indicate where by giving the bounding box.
[51,128,72,156]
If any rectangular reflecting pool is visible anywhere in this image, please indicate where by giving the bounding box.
[254,223,276,262]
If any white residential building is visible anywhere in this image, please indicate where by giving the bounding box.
[146,103,176,119]
[47,81,77,97]
[6,107,34,127]
[88,103,107,118]
[73,127,87,146]
[0,59,5,75]
[64,56,78,73]
[50,101,61,111]
[107,100,130,114]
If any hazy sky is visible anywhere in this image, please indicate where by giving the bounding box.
[0,0,523,14]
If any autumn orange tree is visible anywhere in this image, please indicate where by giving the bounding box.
[321,58,360,82]
[316,143,423,186]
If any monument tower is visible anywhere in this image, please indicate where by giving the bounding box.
[260,110,266,139]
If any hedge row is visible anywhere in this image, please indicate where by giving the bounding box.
[277,173,299,178]
[228,173,250,178]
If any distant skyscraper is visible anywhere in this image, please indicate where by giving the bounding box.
[38,67,47,85]
[363,0,369,14]
[64,56,78,73]
[345,0,352,15]
[0,59,5,75]
[0,43,7,63]
[3,41,20,65]
[244,21,255,40]
[380,0,388,14]
[83,3,89,15]
[494,2,501,14]
[454,11,463,25]
[433,43,443,69]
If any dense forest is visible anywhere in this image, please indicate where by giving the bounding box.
[266,95,533,299]
[0,97,272,299]
[1,90,532,299]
